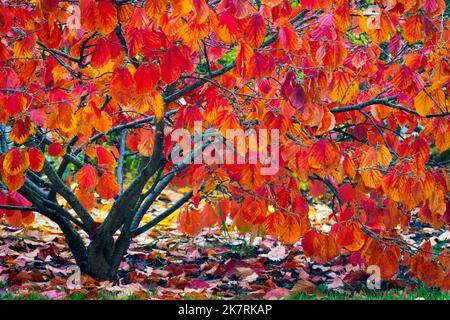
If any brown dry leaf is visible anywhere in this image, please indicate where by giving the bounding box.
[291,279,316,294]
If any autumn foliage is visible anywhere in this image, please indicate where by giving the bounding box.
[0,0,449,287]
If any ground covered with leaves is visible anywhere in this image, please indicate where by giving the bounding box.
[0,192,449,300]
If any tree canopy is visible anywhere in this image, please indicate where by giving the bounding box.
[0,0,449,286]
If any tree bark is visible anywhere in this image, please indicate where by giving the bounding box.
[87,231,116,280]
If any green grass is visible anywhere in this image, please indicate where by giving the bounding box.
[0,292,50,300]
[0,291,149,300]
[1,281,448,300]
[289,284,450,300]
[0,283,159,300]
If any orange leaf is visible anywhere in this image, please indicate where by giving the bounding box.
[316,42,348,69]
[75,188,96,211]
[9,117,35,145]
[343,154,356,179]
[359,146,383,189]
[97,172,120,200]
[200,202,220,228]
[334,3,351,33]
[410,252,444,288]
[80,0,97,32]
[75,165,98,190]
[362,238,400,279]
[276,212,308,245]
[240,164,264,190]
[434,118,450,152]
[377,145,393,166]
[240,197,267,224]
[93,111,112,134]
[235,42,254,78]
[151,93,165,122]
[361,14,393,44]
[2,173,25,192]
[212,11,241,44]
[137,129,155,157]
[171,0,193,17]
[333,222,366,251]
[329,69,359,104]
[192,0,209,22]
[3,149,29,176]
[402,14,424,44]
[21,211,35,225]
[5,210,22,228]
[178,206,202,237]
[278,24,298,52]
[13,34,37,59]
[244,14,267,48]
[302,229,339,263]
[414,90,434,117]
[110,66,136,104]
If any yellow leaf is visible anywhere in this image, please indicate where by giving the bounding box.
[414,90,434,116]
[377,145,392,166]
[359,147,382,189]
[329,69,359,104]
[158,209,180,227]
[151,94,165,122]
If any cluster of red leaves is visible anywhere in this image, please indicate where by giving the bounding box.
[0,192,34,228]
[0,0,448,288]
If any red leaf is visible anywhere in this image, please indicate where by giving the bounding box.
[244,14,267,48]
[48,142,64,157]
[96,146,116,170]
[281,71,306,110]
[90,38,111,68]
[0,6,13,34]
[28,148,45,172]
[160,46,193,84]
[95,0,118,35]
[307,138,340,172]
[5,93,27,117]
[134,63,160,95]
[0,192,34,227]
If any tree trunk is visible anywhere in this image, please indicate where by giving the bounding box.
[87,231,117,280]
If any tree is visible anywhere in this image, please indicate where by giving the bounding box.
[0,0,449,287]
